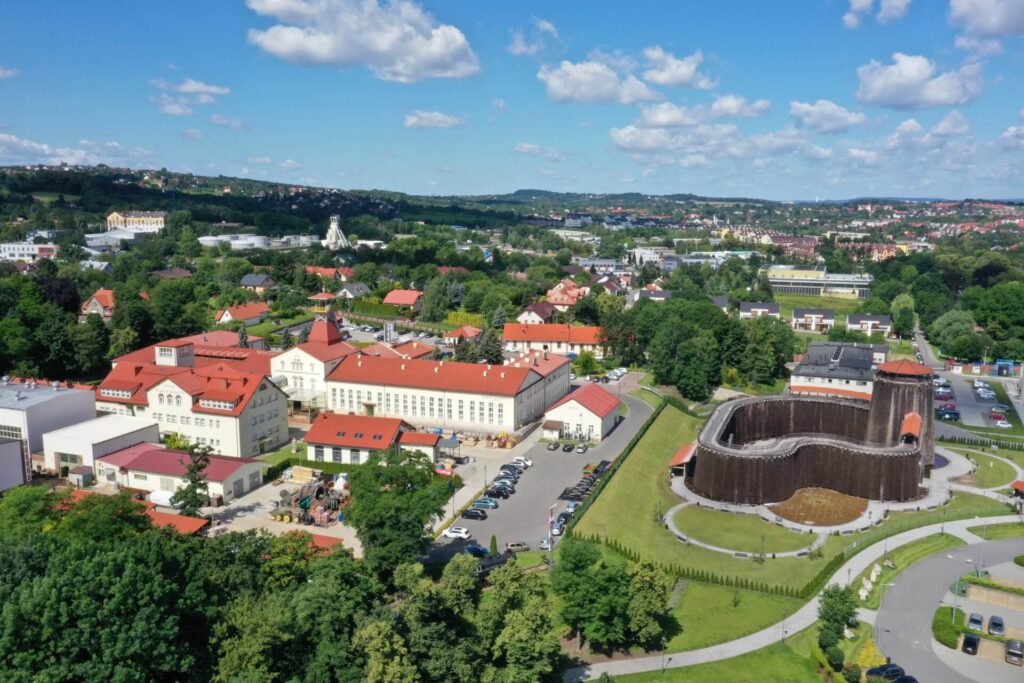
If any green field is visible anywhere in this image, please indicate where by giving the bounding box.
[665,581,802,652]
[614,640,818,683]
[852,533,965,609]
[774,294,864,325]
[629,389,666,409]
[718,378,788,396]
[949,448,1018,489]
[967,522,1024,540]
[260,441,305,468]
[672,506,814,554]
[247,311,315,340]
[574,403,1012,590]
[30,191,81,204]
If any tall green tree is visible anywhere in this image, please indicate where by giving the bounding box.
[478,329,504,365]
[171,443,212,517]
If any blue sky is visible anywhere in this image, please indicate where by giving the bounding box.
[0,0,1022,200]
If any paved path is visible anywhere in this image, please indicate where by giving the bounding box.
[876,538,1024,683]
[564,515,1023,681]
[663,501,826,558]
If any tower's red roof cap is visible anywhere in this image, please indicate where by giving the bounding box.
[876,359,932,376]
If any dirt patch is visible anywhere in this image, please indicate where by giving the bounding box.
[770,487,867,526]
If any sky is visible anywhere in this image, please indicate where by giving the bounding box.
[0,0,1022,201]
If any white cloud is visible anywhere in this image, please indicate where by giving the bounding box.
[537,60,660,105]
[492,98,507,113]
[856,53,982,110]
[1020,107,1024,119]
[790,99,867,133]
[641,46,715,89]
[153,77,230,96]
[847,148,880,164]
[150,93,193,116]
[679,154,711,168]
[0,66,18,79]
[279,159,301,170]
[750,127,833,160]
[1001,125,1024,148]
[247,155,273,164]
[930,110,970,137]
[182,128,205,140]
[639,103,702,127]
[534,17,558,38]
[877,0,911,23]
[843,0,873,28]
[245,0,479,83]
[210,113,246,130]
[507,29,539,56]
[710,94,770,119]
[843,12,862,29]
[403,109,464,129]
[949,0,1024,38]
[0,133,149,166]
[954,34,1003,56]
[883,112,969,150]
[514,142,567,162]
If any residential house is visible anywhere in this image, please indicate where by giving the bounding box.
[79,288,150,323]
[151,267,192,281]
[443,326,482,345]
[240,273,277,294]
[789,341,886,401]
[305,413,442,465]
[272,317,357,409]
[359,340,436,360]
[738,302,782,320]
[106,211,166,233]
[502,323,604,359]
[382,289,424,313]
[846,314,893,337]
[791,308,835,333]
[626,289,672,308]
[0,242,59,263]
[543,384,620,443]
[516,302,557,325]
[711,295,729,313]
[306,265,354,282]
[338,282,372,300]
[545,279,588,312]
[214,302,271,327]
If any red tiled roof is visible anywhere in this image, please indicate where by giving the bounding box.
[670,443,697,468]
[1011,480,1024,494]
[305,413,407,449]
[444,325,482,339]
[399,431,441,446]
[503,323,603,345]
[62,489,208,535]
[391,341,435,359]
[383,289,423,306]
[98,445,258,481]
[308,533,343,549]
[358,342,405,359]
[83,288,115,311]
[876,359,932,377]
[327,355,534,397]
[307,318,341,346]
[215,301,269,323]
[900,411,922,439]
[505,351,571,378]
[297,341,358,363]
[308,292,337,301]
[547,383,620,418]
[305,266,353,279]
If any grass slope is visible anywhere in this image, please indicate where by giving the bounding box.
[672,506,813,554]
[950,448,1018,489]
[665,582,802,652]
[774,294,863,325]
[853,533,965,610]
[614,641,818,683]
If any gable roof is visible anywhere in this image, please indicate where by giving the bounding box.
[327,355,536,397]
[503,323,602,345]
[739,301,780,314]
[519,302,557,321]
[151,267,192,280]
[63,489,208,534]
[306,265,353,279]
[97,443,258,481]
[848,314,892,325]
[793,308,835,318]
[82,288,115,312]
[876,359,932,377]
[215,301,270,323]
[444,325,482,339]
[547,383,620,418]
[900,412,922,439]
[390,340,435,359]
[240,273,274,286]
[399,431,441,446]
[669,442,697,468]
[306,413,407,449]
[383,289,423,306]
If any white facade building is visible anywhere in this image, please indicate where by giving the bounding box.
[106,211,166,233]
[42,414,160,472]
[0,438,24,492]
[543,384,620,443]
[0,242,59,263]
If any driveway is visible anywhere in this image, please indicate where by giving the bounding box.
[876,538,1024,683]
[431,378,654,559]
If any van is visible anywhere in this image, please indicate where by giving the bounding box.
[1006,639,1023,666]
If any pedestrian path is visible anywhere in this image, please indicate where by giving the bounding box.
[663,501,827,558]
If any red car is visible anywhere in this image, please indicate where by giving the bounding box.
[938,403,957,411]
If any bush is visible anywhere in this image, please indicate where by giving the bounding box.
[818,624,840,650]
[1015,555,1024,567]
[825,645,845,672]
[842,664,861,683]
[932,606,965,649]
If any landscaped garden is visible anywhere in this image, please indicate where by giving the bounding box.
[948,447,1018,489]
[852,533,965,609]
[773,294,863,326]
[672,505,814,554]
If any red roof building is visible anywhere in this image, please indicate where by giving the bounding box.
[543,383,620,443]
[444,325,482,342]
[503,323,604,359]
[383,289,424,307]
[547,383,620,418]
[877,359,933,377]
[306,265,354,281]
[304,413,440,463]
[214,301,270,325]
[63,489,210,534]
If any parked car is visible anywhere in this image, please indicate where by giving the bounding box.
[990,410,1006,420]
[417,331,430,338]
[505,541,530,553]
[989,615,1005,637]
[569,373,577,380]
[473,498,499,509]
[934,391,952,401]
[538,536,551,551]
[513,456,533,468]
[463,543,489,558]
[973,379,990,389]
[547,442,560,451]
[995,420,1012,429]
[938,403,957,411]
[551,522,564,536]
[562,443,574,452]
[937,410,961,421]
[462,508,488,521]
[575,444,589,454]
[992,402,1010,412]
[962,633,980,655]
[443,526,471,540]
[865,663,904,680]
[492,480,516,492]
[892,676,918,683]
[556,511,571,526]
[486,487,510,499]
[500,462,524,472]
[1006,639,1024,666]
[566,501,581,513]
[497,466,522,477]
[968,613,984,631]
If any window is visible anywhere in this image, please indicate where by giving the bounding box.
[350,449,361,465]
[175,396,182,407]
[458,400,464,420]
[132,473,148,481]
[497,404,503,424]
[469,400,475,422]
[57,452,82,467]
[314,446,324,461]
[159,394,165,405]
[429,396,435,417]
[447,399,452,420]
[332,447,342,463]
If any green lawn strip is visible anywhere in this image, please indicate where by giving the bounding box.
[248,311,315,339]
[886,338,916,360]
[613,640,819,683]
[933,606,965,649]
[718,378,788,396]
[672,505,814,554]
[966,522,1024,540]
[629,389,666,409]
[950,449,1018,488]
[773,294,863,326]
[513,550,549,570]
[853,533,965,610]
[30,191,81,203]
[576,402,1011,591]
[664,581,802,652]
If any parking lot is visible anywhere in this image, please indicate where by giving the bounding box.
[430,382,653,561]
[937,376,1012,430]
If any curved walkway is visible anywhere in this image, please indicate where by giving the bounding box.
[564,514,1024,682]
[663,501,827,558]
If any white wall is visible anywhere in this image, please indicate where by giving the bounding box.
[545,401,617,443]
[43,419,160,471]
[2,389,97,454]
[95,461,262,503]
[0,439,24,492]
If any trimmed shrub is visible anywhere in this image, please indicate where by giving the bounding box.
[932,606,965,649]
[842,664,861,683]
[825,645,845,672]
[1015,555,1024,567]
[818,624,840,650]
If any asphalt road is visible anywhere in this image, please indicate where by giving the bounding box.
[876,538,1024,683]
[431,386,654,559]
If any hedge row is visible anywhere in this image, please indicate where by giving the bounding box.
[263,457,356,481]
[938,434,1024,452]
[444,311,483,328]
[350,301,400,318]
[962,574,1024,598]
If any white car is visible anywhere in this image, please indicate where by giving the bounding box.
[512,456,532,468]
[995,420,1012,429]
[974,380,991,389]
[443,526,471,540]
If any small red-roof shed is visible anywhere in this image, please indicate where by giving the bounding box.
[670,443,697,468]
[876,359,932,377]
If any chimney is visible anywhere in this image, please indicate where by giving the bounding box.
[483,370,488,377]
[400,364,406,371]
[434,366,439,373]
[500,371,505,379]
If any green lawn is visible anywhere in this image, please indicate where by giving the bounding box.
[259,441,305,469]
[30,191,81,204]
[886,338,916,360]
[629,389,666,409]
[774,294,864,326]
[513,550,550,570]
[575,403,1012,591]
[665,581,802,652]
[248,311,315,340]
[967,522,1024,540]
[718,378,788,396]
[853,533,965,610]
[949,448,1018,489]
[961,381,1024,438]
[614,641,819,683]
[672,506,814,554]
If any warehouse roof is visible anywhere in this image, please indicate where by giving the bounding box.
[547,383,620,418]
[503,323,602,345]
[97,444,259,481]
[328,355,536,397]
[42,414,157,443]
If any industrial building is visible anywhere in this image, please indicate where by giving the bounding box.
[42,414,160,473]
[762,265,873,299]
